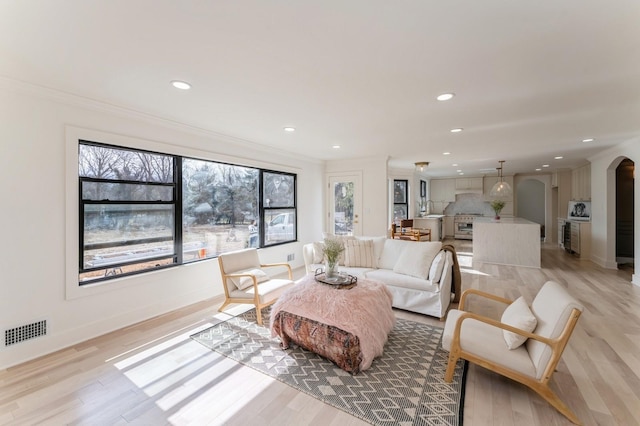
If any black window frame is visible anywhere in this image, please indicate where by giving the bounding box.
[393,179,409,223]
[78,140,297,285]
[261,170,297,247]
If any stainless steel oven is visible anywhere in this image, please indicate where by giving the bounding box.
[454,214,480,240]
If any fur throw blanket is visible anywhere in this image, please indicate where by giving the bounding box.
[270,275,396,371]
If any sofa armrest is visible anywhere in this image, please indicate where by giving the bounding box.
[434,251,454,319]
[302,243,317,273]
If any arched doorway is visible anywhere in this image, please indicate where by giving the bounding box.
[616,159,634,268]
[517,179,546,239]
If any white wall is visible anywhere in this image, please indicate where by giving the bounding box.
[589,139,640,285]
[516,179,546,231]
[514,174,552,241]
[0,82,324,369]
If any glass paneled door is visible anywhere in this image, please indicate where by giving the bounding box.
[328,174,362,236]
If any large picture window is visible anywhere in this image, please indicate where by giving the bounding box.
[182,158,260,257]
[78,141,296,284]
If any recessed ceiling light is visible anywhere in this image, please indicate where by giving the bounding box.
[452,163,458,167]
[536,168,542,171]
[555,156,563,160]
[332,145,341,149]
[582,138,594,143]
[542,164,550,168]
[283,127,296,132]
[171,80,191,90]
[436,93,455,101]
[443,152,451,155]
[456,169,462,173]
[450,128,463,133]
[458,172,464,175]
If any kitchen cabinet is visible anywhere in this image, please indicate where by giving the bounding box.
[414,217,442,241]
[429,179,456,213]
[455,177,483,190]
[571,164,591,201]
[558,218,566,248]
[566,221,591,259]
[444,216,454,238]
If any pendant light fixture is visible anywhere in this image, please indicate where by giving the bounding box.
[415,161,430,172]
[489,160,512,198]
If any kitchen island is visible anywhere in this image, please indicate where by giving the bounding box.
[473,217,541,268]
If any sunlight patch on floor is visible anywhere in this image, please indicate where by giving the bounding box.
[460,268,489,276]
[166,358,276,424]
[456,249,489,276]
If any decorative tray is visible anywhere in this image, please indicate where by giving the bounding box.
[314,269,357,289]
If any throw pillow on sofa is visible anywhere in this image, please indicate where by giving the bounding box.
[356,236,386,264]
[344,239,377,268]
[378,239,410,269]
[393,242,442,280]
[322,233,355,265]
[428,251,446,282]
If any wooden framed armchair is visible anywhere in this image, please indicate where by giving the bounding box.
[442,281,584,424]
[218,248,294,325]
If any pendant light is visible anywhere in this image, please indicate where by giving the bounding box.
[489,160,512,198]
[415,162,430,172]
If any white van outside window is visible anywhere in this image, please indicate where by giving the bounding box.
[265,210,296,243]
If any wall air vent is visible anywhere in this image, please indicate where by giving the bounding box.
[5,320,47,346]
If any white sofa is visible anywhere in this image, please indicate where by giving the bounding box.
[302,236,454,319]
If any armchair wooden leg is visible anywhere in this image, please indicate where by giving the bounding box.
[218,300,231,312]
[255,306,263,326]
[444,352,459,382]
[533,384,582,425]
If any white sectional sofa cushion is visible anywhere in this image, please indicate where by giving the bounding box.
[303,237,455,319]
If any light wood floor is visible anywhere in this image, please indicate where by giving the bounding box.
[1,240,639,425]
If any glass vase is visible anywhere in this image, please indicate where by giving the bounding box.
[325,260,338,278]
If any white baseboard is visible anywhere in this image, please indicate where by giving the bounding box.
[590,254,618,269]
[1,288,216,370]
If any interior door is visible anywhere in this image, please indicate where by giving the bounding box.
[328,174,362,236]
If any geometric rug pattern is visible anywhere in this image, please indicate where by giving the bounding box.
[191,308,467,425]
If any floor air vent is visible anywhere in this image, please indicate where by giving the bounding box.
[5,320,47,346]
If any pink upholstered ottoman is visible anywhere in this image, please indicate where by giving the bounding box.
[270,274,395,374]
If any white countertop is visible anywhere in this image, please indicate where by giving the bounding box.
[474,217,539,225]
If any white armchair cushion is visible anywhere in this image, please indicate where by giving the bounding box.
[344,239,377,268]
[230,268,269,290]
[443,309,536,377]
[393,241,442,280]
[501,296,538,349]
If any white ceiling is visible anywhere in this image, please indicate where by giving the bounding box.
[2,1,639,177]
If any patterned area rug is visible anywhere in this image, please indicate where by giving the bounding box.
[191,309,467,425]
